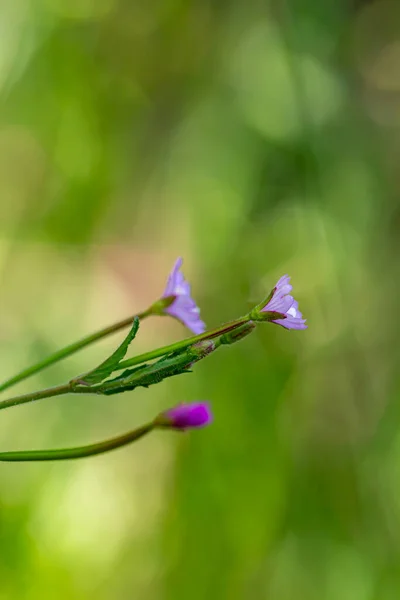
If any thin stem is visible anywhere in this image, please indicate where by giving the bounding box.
[0,423,155,462]
[0,315,251,413]
[0,310,151,393]
[117,315,250,371]
[0,382,74,411]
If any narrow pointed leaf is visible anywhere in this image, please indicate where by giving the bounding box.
[100,348,198,395]
[72,317,140,386]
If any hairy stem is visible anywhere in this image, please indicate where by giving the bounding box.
[117,315,250,370]
[0,315,251,412]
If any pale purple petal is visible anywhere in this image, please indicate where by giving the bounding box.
[262,275,307,330]
[162,257,206,334]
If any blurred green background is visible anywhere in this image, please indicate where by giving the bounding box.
[1,0,399,598]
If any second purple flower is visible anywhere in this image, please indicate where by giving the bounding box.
[162,257,206,334]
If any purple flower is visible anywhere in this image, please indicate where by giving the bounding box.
[261,275,307,330]
[162,257,206,334]
[157,402,213,430]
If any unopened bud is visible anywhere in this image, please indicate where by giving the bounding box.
[154,402,213,430]
[190,340,216,358]
[220,321,256,345]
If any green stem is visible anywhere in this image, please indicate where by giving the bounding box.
[0,315,250,412]
[0,310,151,393]
[117,315,250,371]
[0,382,75,411]
[0,423,155,462]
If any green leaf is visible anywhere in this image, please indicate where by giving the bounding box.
[72,317,140,386]
[100,348,197,395]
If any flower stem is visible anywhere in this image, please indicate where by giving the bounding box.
[0,382,75,411]
[0,310,152,393]
[116,315,250,370]
[0,315,250,413]
[0,423,155,461]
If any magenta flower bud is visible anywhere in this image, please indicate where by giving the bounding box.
[155,402,213,430]
[160,257,206,334]
[252,275,307,330]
